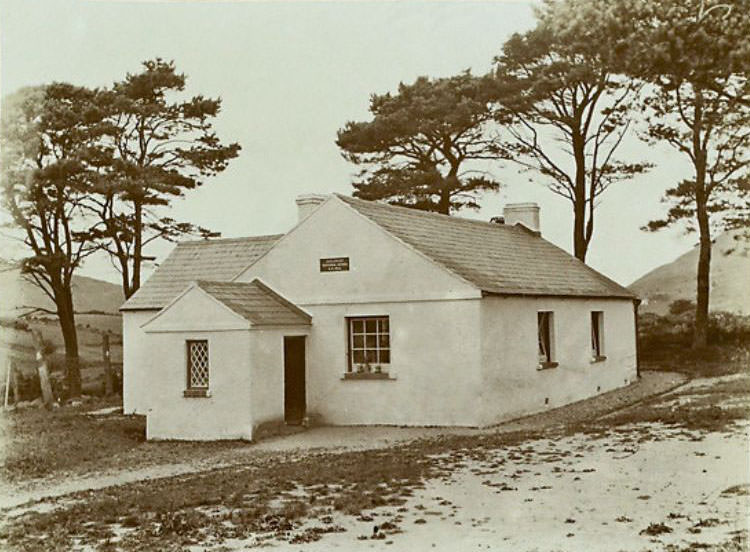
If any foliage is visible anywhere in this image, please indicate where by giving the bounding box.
[491,0,650,261]
[337,72,500,214]
[90,58,241,298]
[668,298,696,316]
[0,84,111,396]
[624,0,750,348]
[638,305,750,375]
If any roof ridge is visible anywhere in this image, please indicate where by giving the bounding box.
[334,193,514,232]
[178,234,284,246]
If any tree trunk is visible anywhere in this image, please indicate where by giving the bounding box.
[692,91,711,351]
[693,194,712,350]
[572,132,588,262]
[129,200,143,299]
[437,188,451,215]
[56,286,82,397]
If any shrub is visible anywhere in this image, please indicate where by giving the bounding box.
[668,298,695,316]
[639,301,750,373]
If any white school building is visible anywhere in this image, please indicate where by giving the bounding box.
[120,194,639,440]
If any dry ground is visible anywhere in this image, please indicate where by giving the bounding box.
[0,372,683,508]
[1,369,748,552]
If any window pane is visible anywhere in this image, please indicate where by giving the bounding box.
[591,312,602,356]
[347,316,390,370]
[188,340,209,388]
[537,312,552,362]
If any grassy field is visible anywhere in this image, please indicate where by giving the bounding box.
[0,315,123,399]
[0,399,255,484]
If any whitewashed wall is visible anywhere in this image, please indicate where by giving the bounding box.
[479,296,638,425]
[249,328,308,430]
[143,329,254,440]
[122,310,157,415]
[302,299,483,426]
[137,287,255,440]
[238,196,485,426]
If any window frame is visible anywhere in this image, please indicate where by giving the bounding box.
[537,311,558,369]
[345,316,391,379]
[185,339,210,397]
[591,311,606,362]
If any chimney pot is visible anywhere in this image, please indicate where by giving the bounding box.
[503,202,540,235]
[295,193,328,222]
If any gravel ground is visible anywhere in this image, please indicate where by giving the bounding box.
[0,371,686,513]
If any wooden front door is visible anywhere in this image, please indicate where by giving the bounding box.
[283,336,306,424]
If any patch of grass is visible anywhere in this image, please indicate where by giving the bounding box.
[664,531,748,551]
[0,403,143,481]
[605,402,749,433]
[721,484,750,497]
[640,522,673,536]
[0,403,250,482]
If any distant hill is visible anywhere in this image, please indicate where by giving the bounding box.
[0,261,124,318]
[629,231,750,315]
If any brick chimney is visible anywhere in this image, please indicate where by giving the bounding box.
[503,202,540,235]
[295,193,328,223]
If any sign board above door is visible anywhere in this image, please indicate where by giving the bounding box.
[320,257,350,272]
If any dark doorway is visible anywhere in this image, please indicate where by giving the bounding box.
[283,336,306,424]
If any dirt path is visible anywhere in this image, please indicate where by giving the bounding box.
[0,371,685,514]
[230,422,749,551]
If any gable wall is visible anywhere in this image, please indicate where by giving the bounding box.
[235,198,480,304]
[236,198,484,426]
[141,287,249,333]
[479,296,637,425]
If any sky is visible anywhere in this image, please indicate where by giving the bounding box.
[0,0,698,287]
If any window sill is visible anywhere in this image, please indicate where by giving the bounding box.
[342,372,395,381]
[537,361,559,371]
[183,388,211,398]
[590,355,607,363]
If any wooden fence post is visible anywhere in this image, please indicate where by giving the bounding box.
[10,360,19,405]
[3,358,10,408]
[31,329,54,407]
[103,333,113,396]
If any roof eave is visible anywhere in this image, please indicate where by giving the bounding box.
[480,290,638,301]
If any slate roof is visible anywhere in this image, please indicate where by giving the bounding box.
[122,195,635,311]
[121,235,282,310]
[336,194,636,299]
[194,279,311,326]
